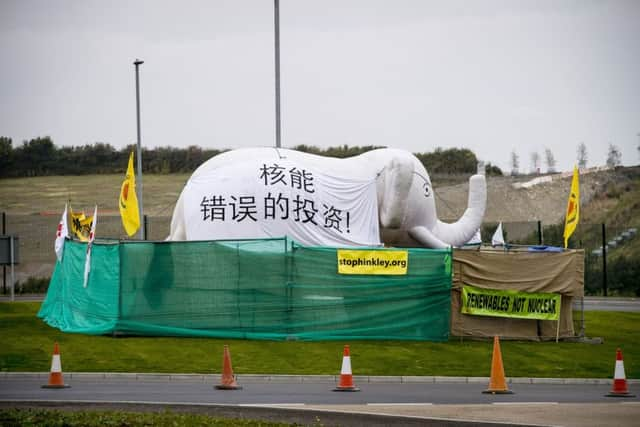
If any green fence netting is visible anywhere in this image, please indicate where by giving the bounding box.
[38,238,452,341]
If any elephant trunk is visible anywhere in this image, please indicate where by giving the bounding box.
[433,174,487,246]
[409,174,486,248]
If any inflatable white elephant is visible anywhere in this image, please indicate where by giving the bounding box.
[168,147,486,248]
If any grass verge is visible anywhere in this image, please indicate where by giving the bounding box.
[0,408,295,426]
[1,302,637,378]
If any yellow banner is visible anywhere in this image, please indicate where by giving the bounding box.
[563,165,580,248]
[461,285,560,320]
[119,151,140,236]
[337,249,408,275]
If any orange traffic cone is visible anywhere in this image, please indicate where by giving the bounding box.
[41,342,70,389]
[606,348,635,397]
[333,345,360,392]
[214,345,242,390]
[482,336,513,394]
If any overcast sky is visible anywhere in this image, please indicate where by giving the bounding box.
[1,0,639,173]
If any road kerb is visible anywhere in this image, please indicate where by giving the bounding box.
[2,372,638,385]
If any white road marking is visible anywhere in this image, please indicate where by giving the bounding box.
[366,402,433,406]
[239,403,305,407]
[492,402,559,405]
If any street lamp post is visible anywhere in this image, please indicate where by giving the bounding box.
[274,0,281,148]
[134,59,145,240]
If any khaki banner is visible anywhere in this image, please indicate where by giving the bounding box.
[337,249,408,275]
[461,284,560,320]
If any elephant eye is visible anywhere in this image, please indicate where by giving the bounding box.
[422,182,431,197]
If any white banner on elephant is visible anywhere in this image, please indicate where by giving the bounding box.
[183,158,381,247]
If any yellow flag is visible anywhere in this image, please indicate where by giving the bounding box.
[69,207,93,242]
[563,166,580,248]
[119,152,140,236]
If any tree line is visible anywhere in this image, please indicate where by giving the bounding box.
[508,142,626,176]
[0,136,502,178]
[0,136,223,177]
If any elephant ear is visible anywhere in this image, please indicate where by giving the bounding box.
[379,155,414,229]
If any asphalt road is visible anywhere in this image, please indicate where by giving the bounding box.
[1,376,636,405]
[572,296,640,312]
[1,376,639,426]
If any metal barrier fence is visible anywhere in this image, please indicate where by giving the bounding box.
[1,213,169,293]
[1,212,635,298]
[479,220,637,296]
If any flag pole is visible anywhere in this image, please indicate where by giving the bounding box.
[134,59,145,240]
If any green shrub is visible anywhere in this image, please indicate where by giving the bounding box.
[607,255,640,296]
[14,276,49,294]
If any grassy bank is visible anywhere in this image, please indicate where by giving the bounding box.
[1,302,637,378]
[0,408,294,427]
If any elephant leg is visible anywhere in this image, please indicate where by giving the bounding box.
[379,156,414,229]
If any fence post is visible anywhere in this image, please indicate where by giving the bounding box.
[2,211,5,295]
[537,220,542,245]
[602,223,607,296]
[579,295,585,337]
[9,235,15,302]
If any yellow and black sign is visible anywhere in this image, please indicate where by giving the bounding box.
[337,249,408,275]
[69,208,93,242]
[461,284,560,320]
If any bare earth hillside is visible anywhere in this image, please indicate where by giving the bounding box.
[434,168,623,226]
[0,167,630,224]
